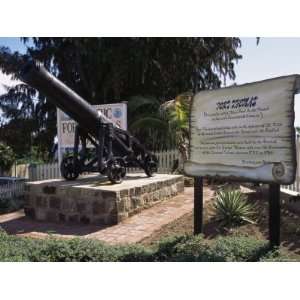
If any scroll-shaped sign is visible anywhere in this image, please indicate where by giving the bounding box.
[184,75,300,184]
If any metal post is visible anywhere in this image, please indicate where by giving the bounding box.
[73,126,80,156]
[73,125,80,167]
[107,123,114,159]
[97,121,105,172]
[194,176,203,235]
[269,183,281,247]
[80,134,87,161]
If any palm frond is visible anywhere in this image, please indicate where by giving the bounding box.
[129,117,168,132]
[127,95,160,115]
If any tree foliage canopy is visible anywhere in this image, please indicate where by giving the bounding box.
[0,37,242,159]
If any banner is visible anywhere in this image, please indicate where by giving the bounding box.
[184,75,300,184]
[57,102,127,165]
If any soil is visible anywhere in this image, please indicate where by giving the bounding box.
[140,184,300,259]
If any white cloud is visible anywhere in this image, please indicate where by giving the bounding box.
[0,70,20,95]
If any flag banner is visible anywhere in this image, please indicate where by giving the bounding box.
[57,102,127,148]
[56,102,127,166]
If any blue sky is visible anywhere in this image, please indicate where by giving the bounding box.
[230,38,300,126]
[0,37,29,94]
[1,37,300,125]
[0,37,29,53]
[229,38,300,84]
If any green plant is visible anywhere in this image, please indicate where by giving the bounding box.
[0,198,10,212]
[115,244,154,262]
[0,196,23,214]
[128,93,191,173]
[153,234,270,262]
[260,248,296,262]
[169,235,216,262]
[0,229,296,262]
[210,235,269,262]
[0,142,15,173]
[153,235,191,261]
[283,222,300,236]
[213,189,257,227]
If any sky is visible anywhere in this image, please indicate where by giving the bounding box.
[228,38,300,126]
[0,37,28,94]
[1,37,300,125]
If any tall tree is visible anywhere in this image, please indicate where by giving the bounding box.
[0,38,242,159]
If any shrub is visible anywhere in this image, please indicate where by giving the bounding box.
[0,229,39,261]
[0,230,153,262]
[260,248,296,262]
[0,229,295,262]
[213,189,257,227]
[29,238,119,262]
[0,198,10,212]
[0,230,118,262]
[153,235,190,261]
[155,234,270,262]
[0,196,23,214]
[169,235,217,262]
[210,235,269,262]
[0,143,15,174]
[115,244,154,262]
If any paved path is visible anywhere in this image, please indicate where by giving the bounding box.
[0,187,214,245]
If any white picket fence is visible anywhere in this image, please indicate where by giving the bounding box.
[0,180,25,200]
[282,135,300,194]
[21,141,300,196]
[127,149,179,174]
[28,162,61,181]
[27,149,180,181]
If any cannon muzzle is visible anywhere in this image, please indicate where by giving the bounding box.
[20,61,111,137]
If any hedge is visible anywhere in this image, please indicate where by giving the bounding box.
[0,229,293,262]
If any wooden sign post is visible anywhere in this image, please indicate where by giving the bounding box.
[185,75,300,247]
[194,177,203,234]
[269,183,281,247]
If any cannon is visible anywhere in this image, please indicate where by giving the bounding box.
[20,61,158,183]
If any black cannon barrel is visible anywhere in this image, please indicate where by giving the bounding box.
[20,61,110,137]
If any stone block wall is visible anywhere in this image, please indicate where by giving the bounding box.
[24,174,184,225]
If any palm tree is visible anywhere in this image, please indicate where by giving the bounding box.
[161,93,191,169]
[127,93,191,171]
[127,95,171,150]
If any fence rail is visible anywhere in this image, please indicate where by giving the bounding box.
[0,181,25,200]
[28,162,61,181]
[11,142,300,196]
[281,136,300,194]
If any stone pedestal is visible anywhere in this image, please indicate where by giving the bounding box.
[24,173,184,225]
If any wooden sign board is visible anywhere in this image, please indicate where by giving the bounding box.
[184,75,300,184]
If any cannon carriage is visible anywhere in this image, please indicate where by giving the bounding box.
[20,61,158,183]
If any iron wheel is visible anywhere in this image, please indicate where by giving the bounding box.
[144,155,158,177]
[107,157,126,184]
[60,156,80,180]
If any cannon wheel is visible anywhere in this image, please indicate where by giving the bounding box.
[60,156,80,180]
[144,155,158,177]
[107,157,126,184]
